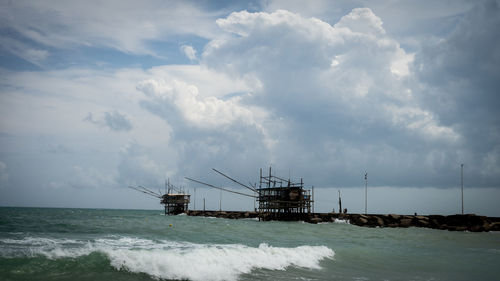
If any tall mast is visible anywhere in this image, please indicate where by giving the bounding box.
[364,172,368,215]
[461,164,464,215]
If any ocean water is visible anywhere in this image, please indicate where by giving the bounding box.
[0,207,499,281]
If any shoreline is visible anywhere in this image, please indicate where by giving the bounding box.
[186,210,500,232]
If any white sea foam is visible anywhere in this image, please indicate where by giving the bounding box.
[0,236,334,281]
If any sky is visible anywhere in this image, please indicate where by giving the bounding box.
[0,0,499,216]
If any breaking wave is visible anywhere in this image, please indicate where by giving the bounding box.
[0,236,334,281]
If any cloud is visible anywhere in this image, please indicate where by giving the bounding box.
[0,0,222,58]
[137,79,257,129]
[413,0,500,185]
[0,37,49,67]
[334,7,385,35]
[1,2,498,209]
[84,111,133,132]
[104,111,133,132]
[136,77,273,184]
[0,161,8,188]
[195,8,470,186]
[68,165,116,189]
[116,141,168,188]
[180,45,197,61]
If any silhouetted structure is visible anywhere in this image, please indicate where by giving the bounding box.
[161,193,190,215]
[129,180,190,215]
[186,167,313,221]
[257,167,312,221]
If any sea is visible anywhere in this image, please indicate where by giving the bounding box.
[0,207,499,281]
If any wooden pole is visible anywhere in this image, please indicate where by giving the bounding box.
[269,166,272,188]
[260,168,262,188]
[338,190,342,214]
[461,164,464,215]
[312,186,315,213]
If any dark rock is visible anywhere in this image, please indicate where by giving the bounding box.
[449,226,468,231]
[489,222,500,231]
[375,216,385,227]
[389,214,401,220]
[309,218,323,224]
[469,225,484,232]
[358,217,368,224]
[417,219,429,227]
[439,224,449,230]
[400,218,412,227]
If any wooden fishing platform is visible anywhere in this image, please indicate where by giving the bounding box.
[161,193,190,215]
[186,167,314,221]
[129,180,190,215]
[256,167,312,221]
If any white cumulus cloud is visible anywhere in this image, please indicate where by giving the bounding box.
[180,45,197,61]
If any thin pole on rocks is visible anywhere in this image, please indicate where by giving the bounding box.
[461,164,464,215]
[365,172,368,215]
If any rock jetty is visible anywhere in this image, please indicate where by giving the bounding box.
[347,213,500,232]
[185,210,500,232]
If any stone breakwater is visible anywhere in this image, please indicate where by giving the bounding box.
[186,210,500,232]
[345,213,500,232]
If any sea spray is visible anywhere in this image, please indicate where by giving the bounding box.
[0,236,334,281]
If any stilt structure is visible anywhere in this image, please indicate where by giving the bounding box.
[129,180,190,215]
[186,167,312,221]
[257,167,312,221]
[162,180,190,215]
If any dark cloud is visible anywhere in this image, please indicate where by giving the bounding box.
[84,111,133,132]
[104,111,133,132]
[414,0,500,186]
[199,9,466,187]
[0,161,8,188]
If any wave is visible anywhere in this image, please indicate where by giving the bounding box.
[0,236,334,281]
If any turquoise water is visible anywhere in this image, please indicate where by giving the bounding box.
[0,207,499,281]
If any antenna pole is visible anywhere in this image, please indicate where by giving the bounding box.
[364,172,368,215]
[461,163,464,215]
[194,187,197,211]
